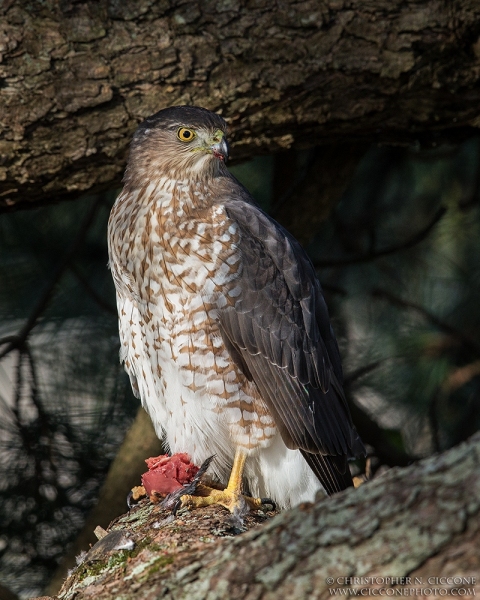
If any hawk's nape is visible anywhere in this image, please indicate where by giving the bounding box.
[108,104,365,516]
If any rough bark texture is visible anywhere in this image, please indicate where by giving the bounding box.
[2,0,480,211]
[36,432,480,600]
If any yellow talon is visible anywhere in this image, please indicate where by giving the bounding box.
[180,485,264,512]
[180,448,271,514]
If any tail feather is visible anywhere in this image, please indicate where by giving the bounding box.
[300,450,353,495]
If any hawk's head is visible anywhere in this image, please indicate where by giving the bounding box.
[125,106,229,185]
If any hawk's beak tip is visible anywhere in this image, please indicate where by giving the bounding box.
[211,139,229,162]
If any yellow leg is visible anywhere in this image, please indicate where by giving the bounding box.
[180,448,271,514]
[225,448,247,494]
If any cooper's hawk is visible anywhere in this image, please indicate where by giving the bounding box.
[108,106,365,513]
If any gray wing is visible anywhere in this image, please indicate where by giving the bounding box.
[218,200,365,495]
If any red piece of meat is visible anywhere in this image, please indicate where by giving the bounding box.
[141,453,199,497]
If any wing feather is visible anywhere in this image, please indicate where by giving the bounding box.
[218,200,365,494]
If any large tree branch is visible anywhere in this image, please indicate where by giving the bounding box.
[2,0,480,211]
[38,432,480,599]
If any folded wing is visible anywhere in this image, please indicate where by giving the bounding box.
[218,200,365,494]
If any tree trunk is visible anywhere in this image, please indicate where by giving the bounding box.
[36,432,480,600]
[2,0,480,211]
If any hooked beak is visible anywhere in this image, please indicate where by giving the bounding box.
[210,137,229,162]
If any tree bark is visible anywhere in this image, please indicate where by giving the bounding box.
[2,0,480,211]
[36,432,480,600]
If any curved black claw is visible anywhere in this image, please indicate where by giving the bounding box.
[127,491,135,511]
[172,497,183,517]
[260,497,276,510]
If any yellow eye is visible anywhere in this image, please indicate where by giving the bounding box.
[177,127,196,142]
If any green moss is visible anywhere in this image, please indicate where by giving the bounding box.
[128,536,151,558]
[76,561,105,581]
[117,503,154,525]
[149,542,165,552]
[108,550,131,568]
[74,535,174,584]
[76,550,130,582]
[147,554,175,576]
[76,539,153,583]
